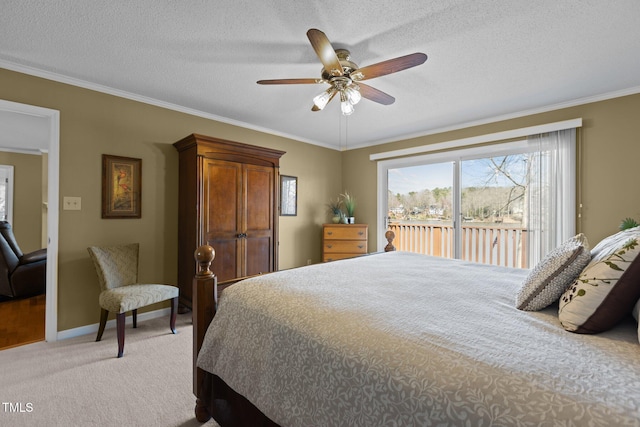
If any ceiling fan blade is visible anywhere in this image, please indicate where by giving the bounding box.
[353,53,427,81]
[257,78,324,85]
[358,83,395,105]
[306,29,343,77]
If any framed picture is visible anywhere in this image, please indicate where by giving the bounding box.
[280,175,297,216]
[102,154,142,218]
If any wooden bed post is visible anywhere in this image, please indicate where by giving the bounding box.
[385,230,396,252]
[192,244,216,422]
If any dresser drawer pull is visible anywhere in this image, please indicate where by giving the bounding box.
[327,231,333,235]
[358,231,364,236]
[358,245,364,249]
[326,244,333,248]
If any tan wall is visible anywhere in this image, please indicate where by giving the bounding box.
[0,68,342,331]
[0,151,43,253]
[2,65,639,332]
[343,93,640,252]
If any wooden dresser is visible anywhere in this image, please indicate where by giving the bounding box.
[322,224,368,262]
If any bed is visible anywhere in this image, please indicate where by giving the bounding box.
[191,234,640,426]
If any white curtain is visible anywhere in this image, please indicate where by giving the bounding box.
[526,128,576,266]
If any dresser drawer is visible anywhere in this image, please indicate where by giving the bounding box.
[323,225,367,240]
[323,240,367,254]
[322,253,364,262]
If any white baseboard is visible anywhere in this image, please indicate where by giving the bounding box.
[56,307,173,341]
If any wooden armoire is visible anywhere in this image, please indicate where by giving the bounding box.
[173,134,285,310]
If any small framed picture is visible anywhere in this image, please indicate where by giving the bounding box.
[102,154,142,218]
[280,175,297,216]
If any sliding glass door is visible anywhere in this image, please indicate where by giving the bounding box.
[459,155,529,268]
[379,130,575,269]
[387,162,454,257]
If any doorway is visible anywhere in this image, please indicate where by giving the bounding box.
[0,156,46,349]
[0,99,59,345]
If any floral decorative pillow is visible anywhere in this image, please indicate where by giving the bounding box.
[559,228,640,333]
[516,234,590,311]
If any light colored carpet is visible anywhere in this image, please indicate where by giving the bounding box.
[0,313,219,427]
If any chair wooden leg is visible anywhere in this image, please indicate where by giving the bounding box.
[116,312,126,358]
[96,308,108,342]
[132,309,137,328]
[170,297,178,334]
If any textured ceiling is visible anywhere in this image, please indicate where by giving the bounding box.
[2,0,640,150]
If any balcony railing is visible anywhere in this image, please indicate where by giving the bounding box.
[388,222,528,269]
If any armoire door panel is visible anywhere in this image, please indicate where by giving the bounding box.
[204,160,241,235]
[245,237,272,276]
[208,238,240,282]
[245,165,273,232]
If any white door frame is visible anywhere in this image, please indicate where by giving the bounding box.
[0,99,59,342]
[0,165,15,223]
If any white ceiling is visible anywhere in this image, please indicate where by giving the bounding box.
[1,1,640,151]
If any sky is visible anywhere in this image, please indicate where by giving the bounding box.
[388,163,453,195]
[388,156,528,195]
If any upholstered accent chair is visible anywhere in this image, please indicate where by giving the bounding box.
[87,243,179,358]
[0,221,47,299]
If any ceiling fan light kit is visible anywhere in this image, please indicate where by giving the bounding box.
[312,87,337,110]
[339,89,355,116]
[314,76,361,115]
[257,29,427,116]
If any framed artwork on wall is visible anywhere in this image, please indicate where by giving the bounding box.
[102,154,142,218]
[280,175,297,216]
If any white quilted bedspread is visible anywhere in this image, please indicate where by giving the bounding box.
[198,251,640,427]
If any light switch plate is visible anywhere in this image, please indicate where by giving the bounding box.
[63,196,81,211]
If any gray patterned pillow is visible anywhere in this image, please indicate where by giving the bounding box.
[516,233,590,311]
[559,228,640,334]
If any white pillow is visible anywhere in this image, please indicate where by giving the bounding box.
[589,225,640,260]
[559,228,640,333]
[516,233,590,311]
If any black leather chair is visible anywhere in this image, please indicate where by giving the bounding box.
[0,221,46,298]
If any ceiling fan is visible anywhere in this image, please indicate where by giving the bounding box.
[257,29,427,116]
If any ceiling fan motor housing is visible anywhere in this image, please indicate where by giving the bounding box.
[321,49,360,81]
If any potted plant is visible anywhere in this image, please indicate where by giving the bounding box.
[341,192,356,224]
[619,217,639,231]
[327,198,343,224]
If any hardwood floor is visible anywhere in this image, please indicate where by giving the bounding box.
[0,294,45,350]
